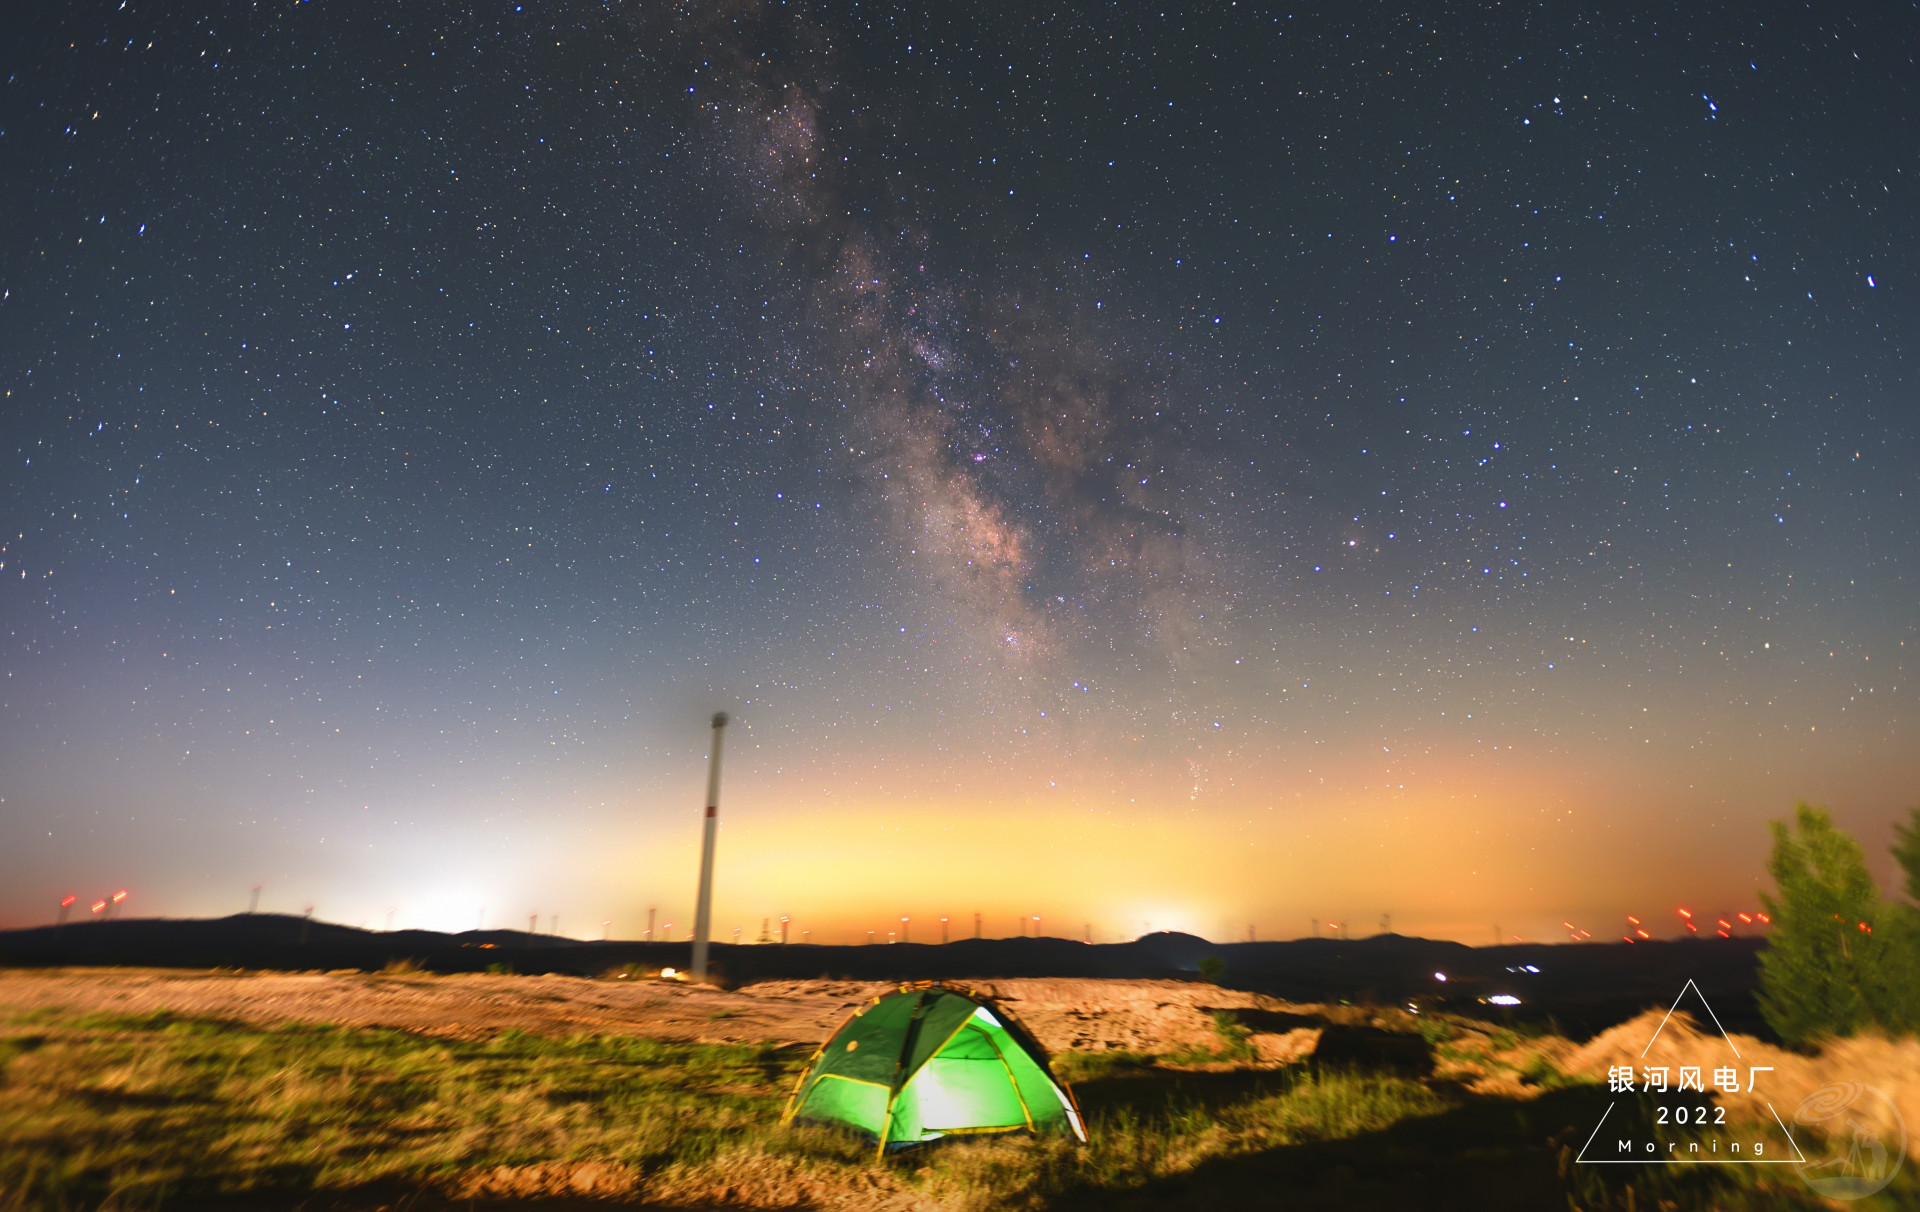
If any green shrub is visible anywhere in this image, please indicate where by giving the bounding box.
[1758,802,1919,1043]
[1209,1011,1255,1059]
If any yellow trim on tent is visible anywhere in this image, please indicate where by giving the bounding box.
[780,996,881,1126]
[926,1123,1029,1137]
[786,980,1087,1152]
[812,1072,891,1090]
[915,1013,987,1081]
[873,988,933,1161]
[973,1023,1037,1131]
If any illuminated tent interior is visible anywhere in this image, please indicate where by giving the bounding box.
[782,983,1087,1155]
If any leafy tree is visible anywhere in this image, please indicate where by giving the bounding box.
[1894,807,1920,904]
[1196,955,1226,985]
[1879,907,1920,1036]
[1883,808,1920,1033]
[1756,803,1906,1043]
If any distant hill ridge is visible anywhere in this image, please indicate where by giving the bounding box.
[0,914,1766,1034]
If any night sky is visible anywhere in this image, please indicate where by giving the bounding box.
[4,1,1917,944]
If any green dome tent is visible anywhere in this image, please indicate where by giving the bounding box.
[781,982,1087,1156]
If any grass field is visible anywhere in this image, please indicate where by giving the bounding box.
[0,1005,1911,1210]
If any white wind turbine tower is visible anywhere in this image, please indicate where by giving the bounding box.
[690,711,728,981]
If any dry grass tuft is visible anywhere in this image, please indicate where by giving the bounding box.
[1562,1009,1920,1162]
[448,1159,639,1199]
[0,1009,1459,1211]
[3,977,1916,1210]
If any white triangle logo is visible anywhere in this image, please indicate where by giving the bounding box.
[1574,979,1808,1166]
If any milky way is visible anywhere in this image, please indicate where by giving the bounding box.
[3,2,1916,943]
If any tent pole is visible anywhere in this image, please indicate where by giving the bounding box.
[691,711,728,981]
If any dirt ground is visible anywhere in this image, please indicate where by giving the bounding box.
[0,968,1323,1064]
[6,966,1911,1164]
[7,964,1919,1211]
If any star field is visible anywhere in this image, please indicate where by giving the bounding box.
[3,1,1916,942]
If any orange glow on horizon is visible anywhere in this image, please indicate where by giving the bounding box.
[28,702,1907,944]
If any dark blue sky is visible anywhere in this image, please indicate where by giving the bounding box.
[3,1,1916,942]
